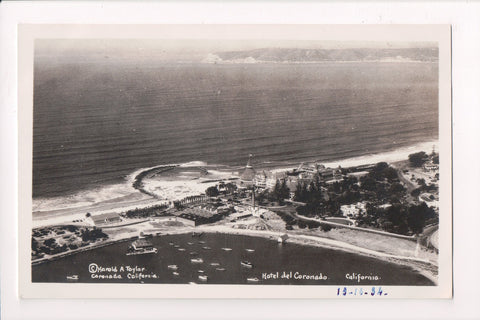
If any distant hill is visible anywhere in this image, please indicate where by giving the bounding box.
[203,47,438,64]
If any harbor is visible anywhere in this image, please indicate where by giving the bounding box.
[32,232,434,285]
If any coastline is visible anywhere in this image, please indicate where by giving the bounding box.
[31,139,440,284]
[32,139,438,220]
[32,222,438,284]
[195,226,439,284]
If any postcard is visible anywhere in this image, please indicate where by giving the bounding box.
[18,24,452,298]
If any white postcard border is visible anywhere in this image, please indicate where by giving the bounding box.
[17,24,452,299]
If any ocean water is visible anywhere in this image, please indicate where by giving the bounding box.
[32,233,434,285]
[33,59,438,198]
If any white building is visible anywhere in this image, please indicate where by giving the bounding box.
[423,162,439,172]
[340,202,367,218]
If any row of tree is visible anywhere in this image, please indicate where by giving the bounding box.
[408,151,438,167]
[357,202,437,235]
[124,204,170,218]
[275,210,333,231]
[271,180,290,204]
[80,227,108,242]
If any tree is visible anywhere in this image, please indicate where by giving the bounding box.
[279,179,290,201]
[389,182,405,195]
[410,188,422,197]
[321,224,332,232]
[272,179,290,204]
[205,186,219,197]
[44,238,56,247]
[307,220,320,229]
[32,238,38,251]
[81,228,108,242]
[384,205,409,235]
[383,167,398,182]
[408,151,428,167]
[373,162,389,173]
[294,181,308,202]
[255,191,267,205]
[360,176,377,192]
[369,162,398,182]
[224,183,237,194]
[174,202,184,210]
[407,202,436,234]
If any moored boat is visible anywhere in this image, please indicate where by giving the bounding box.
[247,277,260,283]
[168,264,178,270]
[198,275,208,281]
[210,262,220,266]
[215,267,226,271]
[241,261,253,268]
[191,258,204,264]
[202,246,211,250]
[245,248,255,252]
[172,272,180,276]
[66,275,79,281]
[221,247,232,251]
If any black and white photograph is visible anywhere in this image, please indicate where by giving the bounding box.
[17,24,452,299]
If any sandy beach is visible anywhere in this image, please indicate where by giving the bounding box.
[32,140,438,227]
[31,141,439,283]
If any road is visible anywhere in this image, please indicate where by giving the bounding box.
[292,213,416,240]
[419,224,439,251]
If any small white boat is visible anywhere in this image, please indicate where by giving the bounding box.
[247,277,260,283]
[189,282,197,285]
[178,248,186,252]
[245,248,255,252]
[198,275,208,282]
[210,262,220,266]
[187,242,194,245]
[66,275,79,281]
[198,270,204,273]
[172,272,180,276]
[216,267,226,271]
[241,261,253,268]
[190,251,198,255]
[221,247,232,251]
[198,241,206,244]
[202,246,211,250]
[191,258,204,264]
[174,245,180,248]
[169,242,174,246]
[168,265,178,270]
